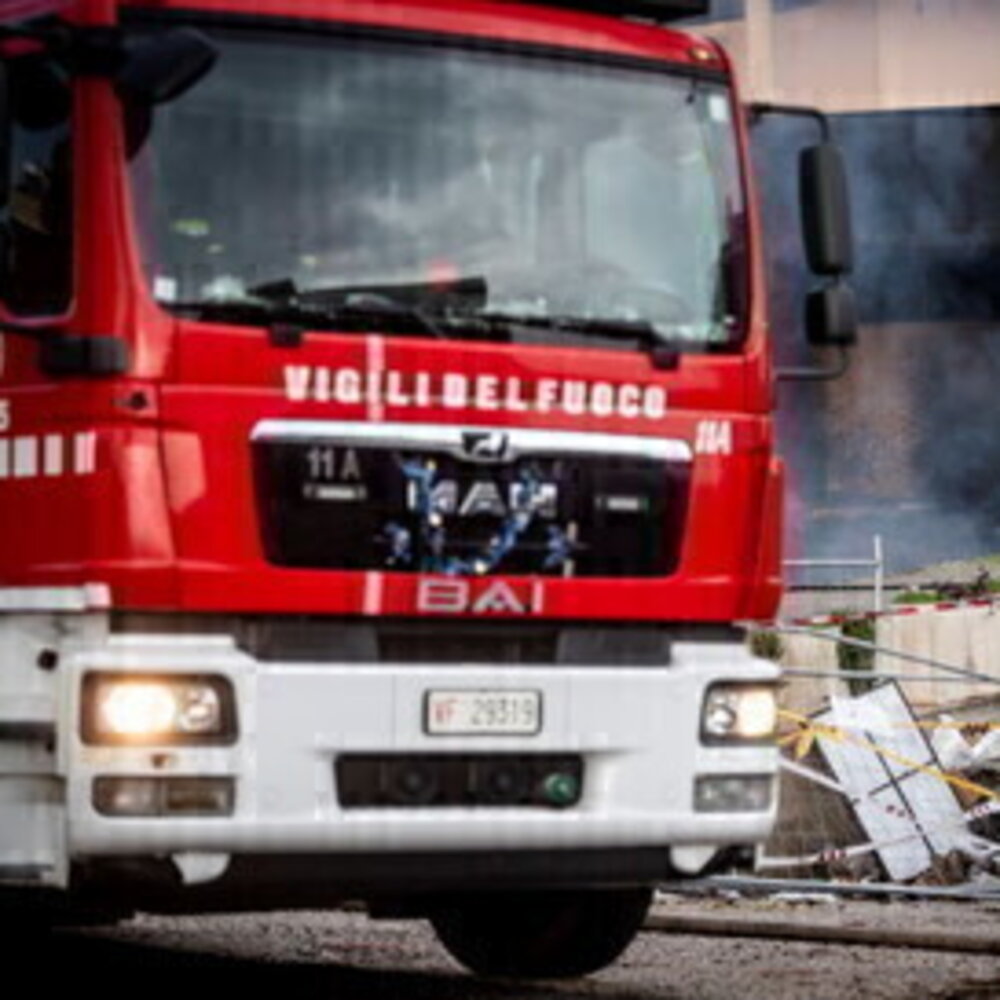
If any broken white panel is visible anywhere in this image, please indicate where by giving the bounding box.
[815,683,969,882]
[932,717,976,772]
[973,730,1000,773]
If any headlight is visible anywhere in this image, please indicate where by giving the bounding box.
[82,674,237,745]
[701,684,777,743]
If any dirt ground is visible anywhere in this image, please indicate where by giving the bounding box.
[16,894,998,1000]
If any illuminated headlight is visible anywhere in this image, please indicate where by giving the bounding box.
[701,684,777,743]
[82,674,237,745]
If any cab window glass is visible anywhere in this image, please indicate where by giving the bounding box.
[2,58,73,316]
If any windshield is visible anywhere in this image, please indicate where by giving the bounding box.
[129,25,748,351]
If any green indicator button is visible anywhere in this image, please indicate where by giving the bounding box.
[543,772,580,808]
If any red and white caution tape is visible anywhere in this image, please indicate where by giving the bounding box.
[783,595,1000,629]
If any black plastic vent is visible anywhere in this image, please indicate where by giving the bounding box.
[240,620,678,666]
[337,754,584,809]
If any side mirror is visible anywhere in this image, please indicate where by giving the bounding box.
[806,284,857,348]
[116,28,218,106]
[800,143,854,276]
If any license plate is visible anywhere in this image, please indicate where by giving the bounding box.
[425,690,542,736]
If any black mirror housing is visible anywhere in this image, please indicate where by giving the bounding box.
[806,283,858,348]
[800,143,854,276]
[115,27,218,106]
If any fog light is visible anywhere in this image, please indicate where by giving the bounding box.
[93,777,161,817]
[695,775,773,813]
[83,674,236,745]
[702,685,777,743]
[94,777,235,817]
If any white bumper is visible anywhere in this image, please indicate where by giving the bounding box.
[65,634,779,861]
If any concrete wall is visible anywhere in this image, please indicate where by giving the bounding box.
[876,605,1000,709]
[700,0,1000,112]
[778,606,1000,717]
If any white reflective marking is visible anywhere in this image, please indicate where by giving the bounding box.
[531,580,545,614]
[13,437,37,478]
[74,431,97,475]
[43,434,63,477]
[0,439,8,479]
[365,335,386,423]
[362,571,383,616]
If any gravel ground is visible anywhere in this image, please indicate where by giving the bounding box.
[14,896,999,1000]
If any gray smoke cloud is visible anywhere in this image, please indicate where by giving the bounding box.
[753,108,1000,577]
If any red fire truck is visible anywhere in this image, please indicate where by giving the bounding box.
[0,0,854,977]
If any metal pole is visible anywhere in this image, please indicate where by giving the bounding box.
[873,534,884,615]
[771,624,1000,686]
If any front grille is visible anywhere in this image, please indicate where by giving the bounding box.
[336,754,584,809]
[252,422,691,578]
[240,620,679,665]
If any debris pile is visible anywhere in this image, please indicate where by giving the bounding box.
[763,681,1000,886]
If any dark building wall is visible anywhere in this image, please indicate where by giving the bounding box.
[754,108,1000,567]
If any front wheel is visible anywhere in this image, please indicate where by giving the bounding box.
[430,887,652,979]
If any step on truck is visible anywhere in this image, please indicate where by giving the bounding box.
[0,0,856,978]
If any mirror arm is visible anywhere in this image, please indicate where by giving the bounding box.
[749,102,832,141]
[776,346,851,383]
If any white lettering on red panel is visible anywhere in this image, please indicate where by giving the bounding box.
[417,578,545,616]
[0,431,97,481]
[284,366,668,421]
[694,420,733,456]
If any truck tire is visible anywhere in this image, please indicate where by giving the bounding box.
[430,887,652,979]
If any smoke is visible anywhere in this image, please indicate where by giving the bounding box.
[753,107,1000,574]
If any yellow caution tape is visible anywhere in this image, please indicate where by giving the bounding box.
[778,708,1000,802]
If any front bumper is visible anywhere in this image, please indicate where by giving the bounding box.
[65,633,778,884]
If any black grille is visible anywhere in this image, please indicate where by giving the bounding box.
[336,754,584,809]
[240,620,680,665]
[253,435,689,577]
[112,615,743,665]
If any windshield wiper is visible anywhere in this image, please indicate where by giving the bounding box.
[468,311,687,368]
[171,287,448,342]
[249,278,482,340]
[171,295,334,330]
[471,310,677,345]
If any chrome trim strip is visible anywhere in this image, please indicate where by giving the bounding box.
[251,420,692,463]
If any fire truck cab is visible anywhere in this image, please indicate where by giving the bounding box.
[0,0,853,977]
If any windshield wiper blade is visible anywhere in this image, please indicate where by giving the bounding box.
[172,289,447,340]
[171,295,333,328]
[248,279,449,339]
[335,293,446,339]
[287,276,489,312]
[473,311,662,342]
[471,311,686,369]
